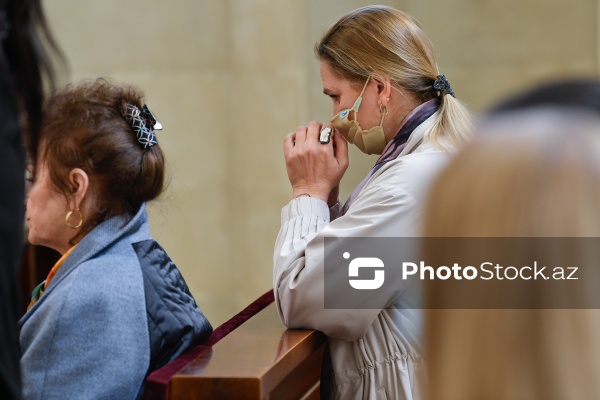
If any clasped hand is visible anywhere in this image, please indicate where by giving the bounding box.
[283,121,349,206]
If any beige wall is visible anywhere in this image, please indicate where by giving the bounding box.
[42,0,599,326]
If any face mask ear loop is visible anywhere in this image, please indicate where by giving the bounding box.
[350,75,371,120]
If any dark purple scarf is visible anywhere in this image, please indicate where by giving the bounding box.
[339,98,440,216]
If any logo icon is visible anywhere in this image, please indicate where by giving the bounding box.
[345,252,385,290]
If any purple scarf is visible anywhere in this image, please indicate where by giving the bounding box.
[339,98,440,216]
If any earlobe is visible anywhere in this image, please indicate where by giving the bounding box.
[373,75,392,106]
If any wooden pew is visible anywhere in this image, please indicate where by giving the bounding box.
[145,291,326,400]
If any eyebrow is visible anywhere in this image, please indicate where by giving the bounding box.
[323,89,335,95]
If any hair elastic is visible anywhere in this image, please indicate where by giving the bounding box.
[433,75,455,98]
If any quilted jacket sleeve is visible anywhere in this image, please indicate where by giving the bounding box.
[133,239,212,372]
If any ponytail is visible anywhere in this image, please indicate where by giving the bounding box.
[425,93,473,152]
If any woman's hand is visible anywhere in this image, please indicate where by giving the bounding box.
[283,121,349,206]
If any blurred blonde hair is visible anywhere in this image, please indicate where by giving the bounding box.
[424,109,600,237]
[316,5,472,152]
[423,109,600,400]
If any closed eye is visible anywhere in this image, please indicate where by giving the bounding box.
[323,88,339,102]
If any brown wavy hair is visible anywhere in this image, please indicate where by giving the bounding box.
[41,78,165,241]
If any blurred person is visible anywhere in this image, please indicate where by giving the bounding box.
[0,0,61,398]
[489,78,600,115]
[19,79,212,399]
[423,108,600,400]
[273,5,471,399]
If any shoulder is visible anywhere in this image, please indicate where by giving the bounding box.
[370,142,449,202]
[382,141,449,178]
[73,253,144,292]
[51,256,145,325]
[36,252,148,329]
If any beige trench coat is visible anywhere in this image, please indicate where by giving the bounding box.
[273,113,450,399]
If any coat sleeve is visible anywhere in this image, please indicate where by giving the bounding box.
[25,259,150,400]
[273,181,421,341]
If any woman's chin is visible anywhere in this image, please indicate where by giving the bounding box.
[27,233,42,248]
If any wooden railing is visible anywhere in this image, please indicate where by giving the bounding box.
[144,291,326,400]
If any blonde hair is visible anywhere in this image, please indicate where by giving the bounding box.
[316,5,472,152]
[424,109,600,237]
[423,109,600,399]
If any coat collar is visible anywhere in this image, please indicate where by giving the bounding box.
[399,110,438,157]
[19,204,150,325]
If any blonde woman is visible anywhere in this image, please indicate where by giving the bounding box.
[273,5,471,399]
[423,108,600,400]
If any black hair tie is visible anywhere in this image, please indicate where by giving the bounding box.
[433,74,455,98]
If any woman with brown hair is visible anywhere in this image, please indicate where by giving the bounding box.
[273,5,471,399]
[19,78,212,399]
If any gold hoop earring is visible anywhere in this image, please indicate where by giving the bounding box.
[379,103,388,116]
[65,209,83,229]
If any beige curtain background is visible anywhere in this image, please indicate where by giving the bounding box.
[42,0,599,326]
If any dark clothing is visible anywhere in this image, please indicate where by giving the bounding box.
[0,67,25,399]
[134,239,213,373]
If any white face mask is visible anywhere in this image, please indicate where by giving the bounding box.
[329,76,388,155]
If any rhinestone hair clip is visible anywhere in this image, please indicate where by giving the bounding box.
[124,104,162,149]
